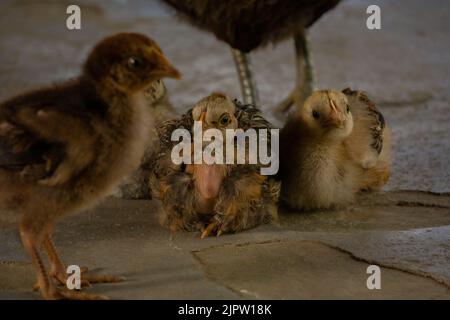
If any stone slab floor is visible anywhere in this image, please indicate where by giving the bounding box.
[0,0,449,299]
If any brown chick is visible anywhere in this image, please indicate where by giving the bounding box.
[279,89,391,210]
[153,93,279,238]
[0,33,180,299]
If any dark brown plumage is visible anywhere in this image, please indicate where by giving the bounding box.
[162,0,340,52]
[152,93,279,237]
[0,33,180,299]
[161,0,341,111]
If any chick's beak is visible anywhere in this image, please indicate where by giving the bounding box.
[325,99,345,128]
[151,50,181,79]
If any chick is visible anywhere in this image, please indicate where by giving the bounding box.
[153,93,279,237]
[145,79,177,122]
[118,79,177,199]
[279,89,390,210]
[0,33,180,299]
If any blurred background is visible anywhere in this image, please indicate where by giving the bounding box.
[0,0,448,192]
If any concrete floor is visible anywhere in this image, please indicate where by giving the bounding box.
[0,0,449,299]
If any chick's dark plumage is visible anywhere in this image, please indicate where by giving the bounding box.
[152,93,279,237]
[0,33,180,299]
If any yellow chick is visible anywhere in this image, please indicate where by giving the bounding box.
[279,88,391,210]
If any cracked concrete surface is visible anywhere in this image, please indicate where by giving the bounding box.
[194,241,449,299]
[0,192,449,299]
[0,0,449,299]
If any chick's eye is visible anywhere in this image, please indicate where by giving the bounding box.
[128,57,144,70]
[218,113,231,126]
[312,110,320,119]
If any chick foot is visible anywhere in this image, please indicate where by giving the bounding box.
[33,266,123,291]
[82,269,125,285]
[200,213,233,238]
[42,286,108,300]
[200,220,220,238]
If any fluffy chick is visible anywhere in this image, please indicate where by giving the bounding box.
[0,33,180,299]
[279,89,390,210]
[118,79,177,199]
[153,93,279,237]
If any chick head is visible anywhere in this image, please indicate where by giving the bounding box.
[192,92,238,134]
[299,90,353,140]
[84,33,181,93]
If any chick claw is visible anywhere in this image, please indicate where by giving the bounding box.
[82,274,125,284]
[201,220,220,239]
[47,288,108,300]
[201,214,228,238]
[74,267,125,285]
[33,267,124,292]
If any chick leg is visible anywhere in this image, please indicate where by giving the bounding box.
[20,223,55,299]
[32,236,88,291]
[231,49,260,106]
[274,29,315,114]
[20,220,106,300]
[43,236,69,285]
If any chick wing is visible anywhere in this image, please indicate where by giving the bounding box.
[343,88,386,169]
[0,87,97,185]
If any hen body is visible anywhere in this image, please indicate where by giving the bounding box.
[162,0,340,52]
[162,0,341,110]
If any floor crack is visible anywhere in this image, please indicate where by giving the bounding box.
[320,242,450,289]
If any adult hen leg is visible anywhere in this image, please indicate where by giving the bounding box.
[274,29,315,115]
[231,49,260,106]
[20,218,105,300]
